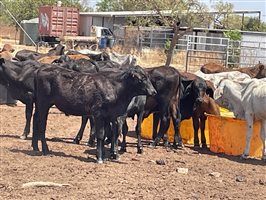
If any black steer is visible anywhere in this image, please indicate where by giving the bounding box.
[32,65,156,163]
[144,66,183,148]
[15,44,65,61]
[0,58,40,139]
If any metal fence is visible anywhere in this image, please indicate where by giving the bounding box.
[115,27,266,70]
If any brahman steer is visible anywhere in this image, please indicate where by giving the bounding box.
[214,78,266,161]
[32,65,156,163]
[201,62,266,79]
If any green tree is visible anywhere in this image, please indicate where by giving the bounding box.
[96,0,147,11]
[244,17,266,32]
[98,0,238,66]
[130,0,211,66]
[212,0,234,29]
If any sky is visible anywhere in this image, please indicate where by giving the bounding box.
[86,0,266,22]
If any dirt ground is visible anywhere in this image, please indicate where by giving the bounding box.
[0,36,266,199]
[0,105,265,200]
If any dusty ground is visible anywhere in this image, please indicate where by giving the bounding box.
[0,35,265,199]
[0,105,265,200]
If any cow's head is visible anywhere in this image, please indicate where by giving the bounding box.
[125,65,157,96]
[214,79,244,118]
[256,64,266,79]
[48,44,65,56]
[1,44,15,53]
[184,77,207,111]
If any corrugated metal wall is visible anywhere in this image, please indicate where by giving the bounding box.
[240,33,266,65]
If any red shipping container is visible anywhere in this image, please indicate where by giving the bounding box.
[39,6,79,37]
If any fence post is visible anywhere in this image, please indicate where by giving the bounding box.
[185,35,191,72]
[225,39,229,68]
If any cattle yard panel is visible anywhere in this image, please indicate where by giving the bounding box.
[118,27,266,71]
[184,35,229,72]
[228,40,266,67]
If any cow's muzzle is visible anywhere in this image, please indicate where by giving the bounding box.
[193,97,203,110]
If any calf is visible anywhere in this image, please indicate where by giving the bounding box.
[176,72,220,148]
[214,78,266,161]
[179,75,208,146]
[32,65,156,163]
[192,93,220,148]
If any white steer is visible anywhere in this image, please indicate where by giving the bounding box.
[214,78,266,161]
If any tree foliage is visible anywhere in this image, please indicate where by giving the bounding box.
[98,0,214,66]
[0,0,88,25]
[96,0,147,11]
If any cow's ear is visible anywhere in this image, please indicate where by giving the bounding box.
[0,58,5,64]
[183,82,192,98]
[214,88,223,100]
[259,64,265,70]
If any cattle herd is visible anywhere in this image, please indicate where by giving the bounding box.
[0,44,265,163]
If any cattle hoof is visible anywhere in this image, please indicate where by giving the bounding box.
[111,153,120,161]
[163,141,169,148]
[87,139,95,147]
[32,147,40,152]
[97,159,104,164]
[175,143,184,149]
[42,150,50,156]
[20,135,27,140]
[73,139,80,144]
[240,154,248,160]
[149,142,157,149]
[120,147,127,152]
[262,156,266,162]
[201,144,208,149]
[137,148,143,154]
[193,145,200,150]
[87,141,95,147]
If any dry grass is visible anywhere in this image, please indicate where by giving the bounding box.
[1,38,223,73]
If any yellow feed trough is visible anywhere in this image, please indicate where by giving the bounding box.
[207,114,262,158]
[141,108,263,158]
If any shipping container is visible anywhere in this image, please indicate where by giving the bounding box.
[38,6,79,37]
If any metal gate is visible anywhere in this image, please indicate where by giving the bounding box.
[121,27,266,71]
[184,35,230,72]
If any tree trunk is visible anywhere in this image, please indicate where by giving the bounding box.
[165,24,179,67]
[165,24,193,67]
